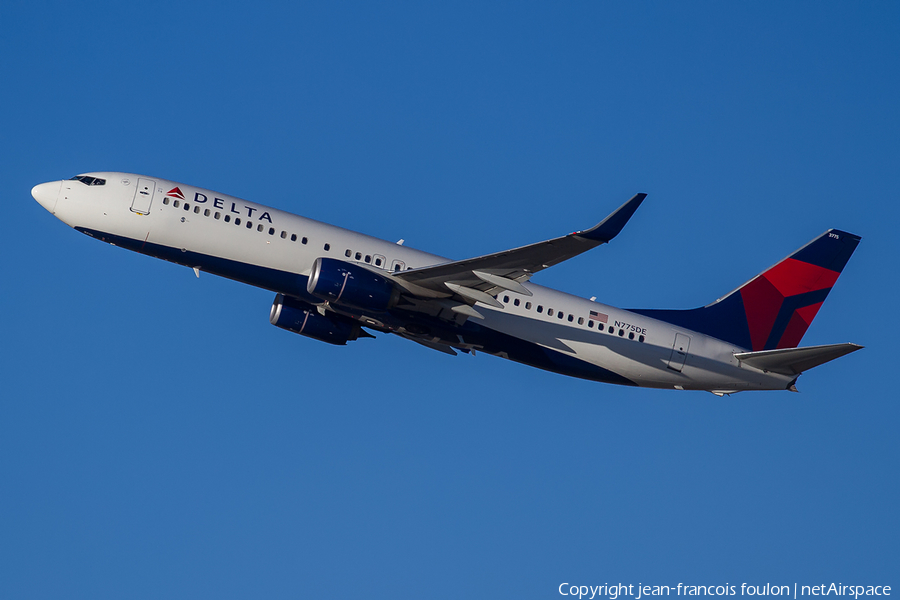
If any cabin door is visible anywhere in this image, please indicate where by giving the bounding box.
[131,178,156,214]
[667,333,691,372]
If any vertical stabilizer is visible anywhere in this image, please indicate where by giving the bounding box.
[633,229,861,350]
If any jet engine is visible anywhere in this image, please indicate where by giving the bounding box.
[270,293,366,345]
[307,257,399,311]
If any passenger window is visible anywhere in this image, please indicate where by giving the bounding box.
[214,212,221,220]
[537,305,543,313]
[558,312,564,320]
[608,326,614,333]
[246,221,252,229]
[365,255,371,263]
[375,257,383,266]
[174,200,180,208]
[194,206,200,214]
[629,332,635,340]
[324,244,330,251]
[291,234,297,241]
[224,215,231,222]
[588,321,594,328]
[204,209,210,216]
[577,317,583,325]
[639,335,645,343]
[548,308,554,316]
[514,298,520,306]
[184,203,190,211]
[268,228,275,235]
[163,197,170,205]
[302,237,308,244]
[345,249,352,257]
[567,314,573,322]
[525,302,532,310]
[618,329,624,336]
[257,224,264,232]
[235,218,241,226]
[355,252,362,260]
[281,231,287,239]
[504,295,510,303]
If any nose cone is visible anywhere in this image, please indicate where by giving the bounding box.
[32,181,61,213]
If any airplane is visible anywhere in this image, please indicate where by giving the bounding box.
[31,172,862,394]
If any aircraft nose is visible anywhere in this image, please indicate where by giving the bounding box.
[32,181,61,214]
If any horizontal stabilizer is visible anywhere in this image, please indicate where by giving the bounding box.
[734,343,862,376]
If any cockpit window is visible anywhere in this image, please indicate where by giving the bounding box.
[69,175,106,186]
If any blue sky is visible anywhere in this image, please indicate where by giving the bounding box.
[1,2,897,598]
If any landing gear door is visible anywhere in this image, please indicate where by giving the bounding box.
[131,178,156,214]
[667,333,691,372]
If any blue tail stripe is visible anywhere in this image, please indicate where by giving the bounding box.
[763,287,831,350]
[791,229,861,272]
[632,293,753,350]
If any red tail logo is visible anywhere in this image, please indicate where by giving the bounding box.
[740,258,840,350]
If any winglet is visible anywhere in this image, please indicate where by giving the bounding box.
[575,193,647,242]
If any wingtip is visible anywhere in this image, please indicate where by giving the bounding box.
[576,192,647,242]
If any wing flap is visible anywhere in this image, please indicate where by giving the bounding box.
[734,343,862,375]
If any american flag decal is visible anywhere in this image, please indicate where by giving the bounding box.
[590,310,608,323]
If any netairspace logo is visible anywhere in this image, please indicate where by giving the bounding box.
[558,584,892,600]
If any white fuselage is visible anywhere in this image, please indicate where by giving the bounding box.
[33,172,795,393]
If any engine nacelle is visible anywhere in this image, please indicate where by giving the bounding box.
[307,257,399,311]
[269,294,363,345]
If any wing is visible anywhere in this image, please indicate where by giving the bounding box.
[390,193,646,313]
